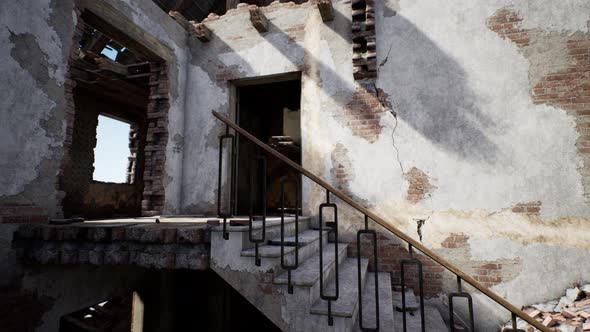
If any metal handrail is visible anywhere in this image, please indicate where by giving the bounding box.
[212,111,550,332]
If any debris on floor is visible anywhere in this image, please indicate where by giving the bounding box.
[501,284,590,331]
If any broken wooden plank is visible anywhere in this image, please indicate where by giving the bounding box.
[542,315,558,327]
[563,308,578,318]
[190,22,212,42]
[576,298,590,308]
[317,0,335,22]
[168,11,191,31]
[249,7,268,33]
[94,57,127,76]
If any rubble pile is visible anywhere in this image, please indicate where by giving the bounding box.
[502,285,590,332]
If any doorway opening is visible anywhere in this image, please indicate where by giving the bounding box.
[235,76,302,216]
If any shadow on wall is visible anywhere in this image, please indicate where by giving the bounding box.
[383,16,499,163]
[262,9,498,164]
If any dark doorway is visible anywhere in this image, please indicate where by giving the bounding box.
[236,78,302,216]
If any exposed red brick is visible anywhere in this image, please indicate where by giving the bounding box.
[512,201,542,216]
[441,233,469,249]
[142,63,170,216]
[342,84,387,143]
[0,204,47,224]
[405,167,436,204]
[486,8,530,47]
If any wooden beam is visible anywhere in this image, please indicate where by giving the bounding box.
[94,57,128,76]
[317,0,335,22]
[249,7,268,33]
[81,11,159,61]
[190,22,212,42]
[168,11,191,31]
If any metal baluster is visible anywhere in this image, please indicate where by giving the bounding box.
[248,153,267,266]
[401,244,425,332]
[217,124,236,240]
[357,215,379,331]
[319,189,338,326]
[280,177,300,294]
[449,276,475,332]
[503,312,525,332]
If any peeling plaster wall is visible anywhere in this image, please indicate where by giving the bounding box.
[183,0,590,327]
[0,1,189,329]
[0,0,188,217]
[366,0,590,327]
[0,0,75,218]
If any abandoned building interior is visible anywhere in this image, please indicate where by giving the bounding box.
[2,0,590,331]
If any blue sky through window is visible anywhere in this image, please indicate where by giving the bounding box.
[93,115,130,183]
[100,45,118,61]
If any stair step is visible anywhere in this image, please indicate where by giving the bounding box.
[211,215,310,233]
[274,243,348,287]
[241,230,328,258]
[393,304,449,332]
[354,272,395,331]
[392,288,420,311]
[310,258,369,318]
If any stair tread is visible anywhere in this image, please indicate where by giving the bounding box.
[354,272,395,331]
[310,257,369,317]
[394,304,448,332]
[241,230,327,258]
[392,288,420,310]
[274,243,348,286]
[212,215,310,233]
[267,229,328,246]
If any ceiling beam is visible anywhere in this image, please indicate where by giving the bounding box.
[318,0,335,22]
[249,7,269,33]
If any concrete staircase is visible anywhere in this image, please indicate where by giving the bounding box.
[210,215,450,331]
[211,215,396,331]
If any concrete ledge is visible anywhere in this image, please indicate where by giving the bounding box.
[12,220,212,270]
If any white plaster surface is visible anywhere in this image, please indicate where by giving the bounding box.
[181,65,226,210]
[373,0,589,219]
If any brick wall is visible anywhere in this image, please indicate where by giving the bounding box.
[440,233,520,288]
[142,63,170,216]
[352,0,376,80]
[343,83,386,143]
[405,167,436,204]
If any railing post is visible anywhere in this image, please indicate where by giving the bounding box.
[401,244,425,332]
[319,191,338,326]
[449,276,475,332]
[357,215,379,331]
[217,124,236,240]
[280,176,300,294]
[249,153,267,266]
